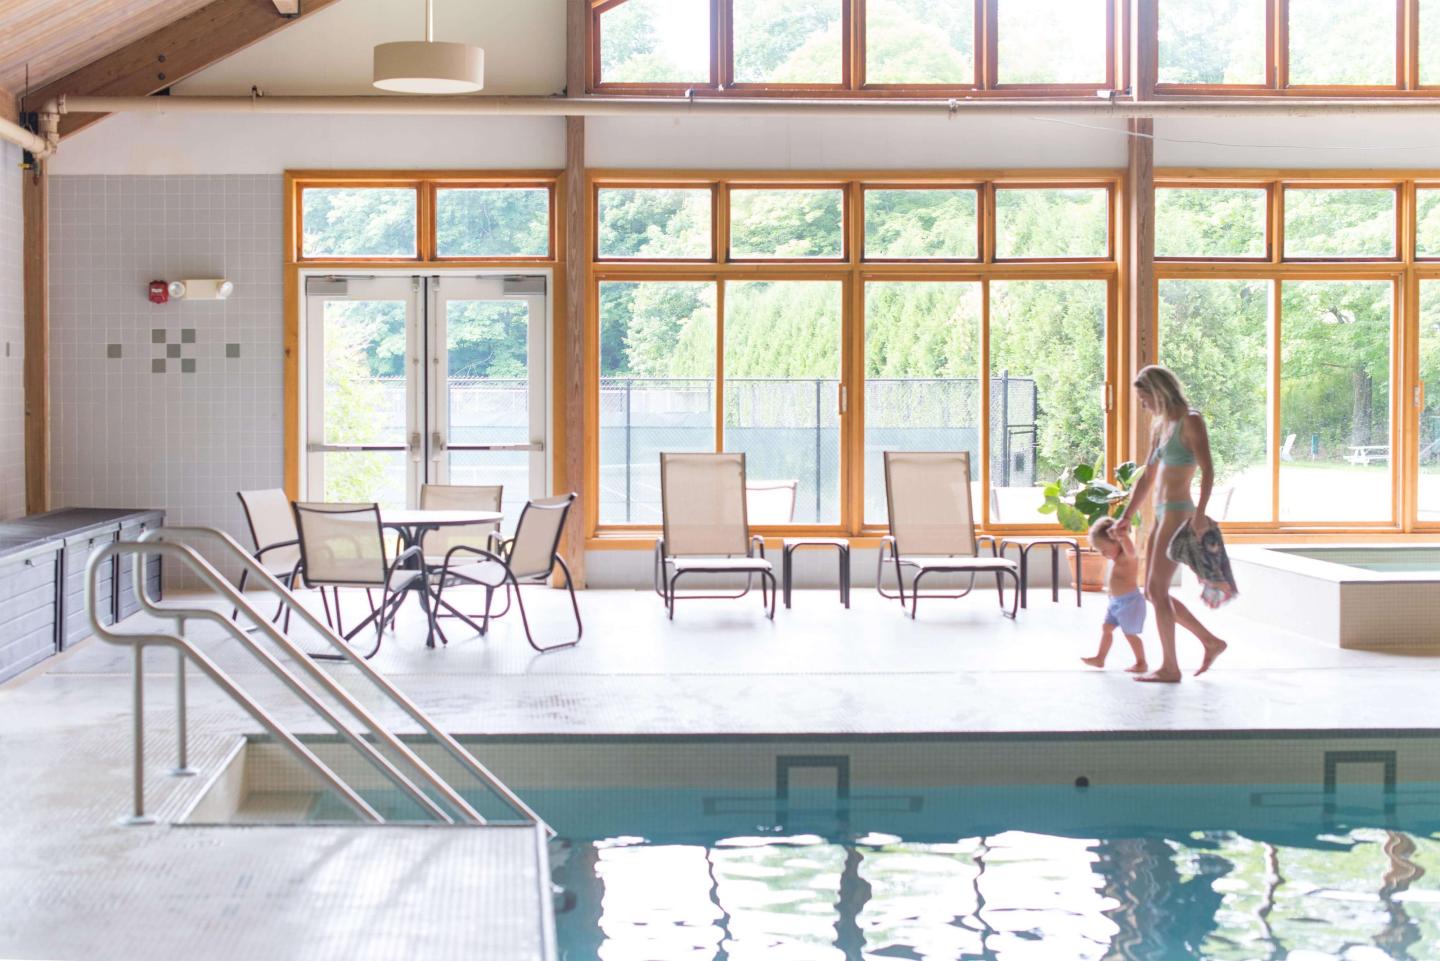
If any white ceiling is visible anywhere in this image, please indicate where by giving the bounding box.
[174,0,566,97]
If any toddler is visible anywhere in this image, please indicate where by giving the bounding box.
[1082,516,1149,673]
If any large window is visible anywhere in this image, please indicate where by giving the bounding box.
[1156,175,1416,529]
[591,174,1119,535]
[591,0,1122,94]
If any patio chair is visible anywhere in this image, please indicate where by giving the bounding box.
[291,502,429,659]
[654,452,776,620]
[419,483,509,627]
[431,494,581,653]
[233,488,303,626]
[746,479,799,525]
[878,451,1020,619]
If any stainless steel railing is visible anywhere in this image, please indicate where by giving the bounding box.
[88,527,550,834]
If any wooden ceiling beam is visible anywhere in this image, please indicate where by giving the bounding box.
[0,86,15,124]
[23,0,343,137]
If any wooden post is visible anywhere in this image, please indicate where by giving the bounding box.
[561,0,588,587]
[1126,118,1156,462]
[22,166,48,515]
[1132,0,1158,99]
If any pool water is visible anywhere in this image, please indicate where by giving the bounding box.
[546,784,1440,961]
[311,781,1440,960]
[1277,547,1440,574]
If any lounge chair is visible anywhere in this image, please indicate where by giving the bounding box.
[745,479,799,525]
[655,452,776,620]
[431,494,582,652]
[419,483,508,630]
[878,451,1020,619]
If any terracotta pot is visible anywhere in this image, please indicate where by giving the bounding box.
[1078,548,1108,593]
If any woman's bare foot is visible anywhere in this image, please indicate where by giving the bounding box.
[1195,638,1228,676]
[1081,655,1106,669]
[1135,669,1182,683]
[1126,661,1149,674]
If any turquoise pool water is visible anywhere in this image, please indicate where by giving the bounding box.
[311,781,1440,960]
[1277,547,1440,573]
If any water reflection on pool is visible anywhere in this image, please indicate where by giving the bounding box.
[548,788,1440,961]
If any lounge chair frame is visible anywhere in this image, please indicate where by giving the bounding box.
[876,451,1020,620]
[654,452,776,620]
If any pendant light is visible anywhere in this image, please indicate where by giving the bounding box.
[373,0,484,94]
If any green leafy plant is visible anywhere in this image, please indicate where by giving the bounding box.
[1039,460,1143,535]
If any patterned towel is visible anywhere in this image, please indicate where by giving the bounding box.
[1166,519,1239,609]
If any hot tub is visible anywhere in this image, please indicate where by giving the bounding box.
[1224,545,1440,650]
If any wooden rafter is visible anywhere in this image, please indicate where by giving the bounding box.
[20,0,343,137]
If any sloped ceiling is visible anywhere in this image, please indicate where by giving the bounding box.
[0,0,217,99]
[175,0,566,97]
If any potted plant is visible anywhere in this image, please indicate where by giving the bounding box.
[1038,460,1143,591]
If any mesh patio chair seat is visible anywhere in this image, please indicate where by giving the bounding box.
[418,484,511,624]
[291,502,429,659]
[654,452,776,620]
[431,493,581,652]
[233,488,305,625]
[877,451,1020,619]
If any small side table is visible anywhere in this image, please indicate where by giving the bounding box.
[782,538,851,609]
[994,536,1082,609]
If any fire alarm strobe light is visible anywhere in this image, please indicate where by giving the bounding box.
[148,280,169,304]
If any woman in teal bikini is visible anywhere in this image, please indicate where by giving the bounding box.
[1115,365,1228,683]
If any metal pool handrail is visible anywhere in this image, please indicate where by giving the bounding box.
[124,539,461,825]
[135,526,552,836]
[86,541,383,824]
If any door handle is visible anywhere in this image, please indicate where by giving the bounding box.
[837,383,848,416]
[431,431,447,461]
[409,432,422,463]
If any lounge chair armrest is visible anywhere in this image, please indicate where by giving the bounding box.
[879,534,897,559]
[750,534,767,559]
[653,539,668,597]
[975,533,998,557]
[390,544,425,571]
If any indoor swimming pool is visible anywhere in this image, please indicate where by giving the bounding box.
[211,734,1440,960]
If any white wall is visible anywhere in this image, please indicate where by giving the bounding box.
[1155,116,1440,169]
[0,142,23,521]
[48,113,566,176]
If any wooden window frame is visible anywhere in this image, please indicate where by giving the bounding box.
[429,180,558,262]
[295,178,424,263]
[1154,182,1274,263]
[282,170,565,502]
[589,0,1127,97]
[991,182,1118,263]
[1154,0,1440,97]
[1153,169,1439,533]
[860,183,985,263]
[725,183,851,263]
[593,181,719,262]
[1279,182,1403,262]
[585,169,1123,545]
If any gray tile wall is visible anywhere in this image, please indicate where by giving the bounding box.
[49,175,284,581]
[0,143,23,521]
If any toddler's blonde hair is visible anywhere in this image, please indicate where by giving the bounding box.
[1089,515,1118,544]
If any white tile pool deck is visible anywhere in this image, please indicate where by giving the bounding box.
[4,584,1440,960]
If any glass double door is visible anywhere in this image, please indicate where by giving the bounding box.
[304,274,547,522]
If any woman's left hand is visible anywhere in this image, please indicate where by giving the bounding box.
[1190,514,1212,535]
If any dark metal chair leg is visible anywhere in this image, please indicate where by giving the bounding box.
[1051,546,1061,603]
[841,547,850,608]
[231,568,249,621]
[1073,543,1082,607]
[1018,546,1030,609]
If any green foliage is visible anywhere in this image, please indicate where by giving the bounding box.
[598,188,710,258]
[303,188,415,258]
[1040,460,1143,534]
[436,188,548,258]
[598,0,710,83]
[730,189,843,258]
[865,190,978,259]
[995,189,1109,259]
[1155,188,1266,258]
[1157,0,1266,84]
[864,0,974,84]
[1284,189,1395,259]
[1288,0,1396,86]
[732,0,842,84]
[322,302,396,502]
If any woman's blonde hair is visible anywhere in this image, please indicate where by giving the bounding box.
[1133,365,1191,422]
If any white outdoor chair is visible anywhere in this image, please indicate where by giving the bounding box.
[234,488,304,625]
[431,493,581,652]
[878,451,1020,619]
[1280,433,1297,462]
[291,502,428,659]
[654,452,776,620]
[419,484,508,633]
[746,479,799,525]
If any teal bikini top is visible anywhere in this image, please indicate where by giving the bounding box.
[1149,412,1198,468]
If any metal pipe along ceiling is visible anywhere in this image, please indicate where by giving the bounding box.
[54,93,1440,121]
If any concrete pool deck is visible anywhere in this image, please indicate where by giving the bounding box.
[4,585,1440,960]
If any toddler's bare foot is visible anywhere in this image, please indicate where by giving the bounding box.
[1081,655,1106,669]
[1135,669,1182,683]
[1126,661,1148,674]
